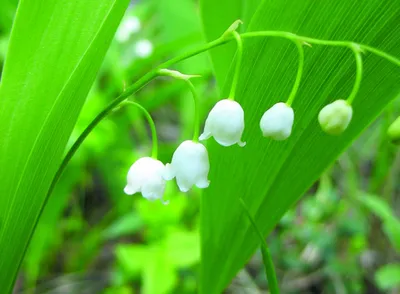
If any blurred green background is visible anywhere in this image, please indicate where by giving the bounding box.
[1,0,400,293]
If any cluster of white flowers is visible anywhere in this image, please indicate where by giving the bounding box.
[124,95,353,203]
[124,140,210,204]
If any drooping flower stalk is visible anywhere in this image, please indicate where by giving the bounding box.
[259,40,304,140]
[346,44,363,105]
[123,100,158,158]
[157,68,201,142]
[228,30,243,101]
[318,44,363,135]
[122,101,168,203]
[200,28,246,147]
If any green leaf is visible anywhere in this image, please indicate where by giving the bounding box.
[356,193,400,251]
[103,213,144,241]
[116,244,148,278]
[200,1,400,292]
[0,0,129,292]
[375,264,400,290]
[165,230,200,268]
[143,246,177,294]
[200,0,262,90]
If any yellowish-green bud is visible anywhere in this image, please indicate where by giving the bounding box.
[318,99,353,135]
[387,116,400,144]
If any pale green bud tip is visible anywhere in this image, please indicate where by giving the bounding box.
[387,116,400,144]
[222,19,243,37]
[318,99,353,135]
[158,69,200,80]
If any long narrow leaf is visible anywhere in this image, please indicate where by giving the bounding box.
[0,0,129,291]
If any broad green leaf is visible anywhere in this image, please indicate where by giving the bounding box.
[375,264,400,290]
[200,0,262,90]
[0,0,129,292]
[200,0,400,292]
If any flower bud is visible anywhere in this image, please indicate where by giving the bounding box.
[163,140,210,192]
[199,99,245,147]
[387,116,400,144]
[259,102,294,140]
[124,157,167,203]
[318,100,353,135]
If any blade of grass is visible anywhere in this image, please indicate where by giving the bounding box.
[239,198,280,294]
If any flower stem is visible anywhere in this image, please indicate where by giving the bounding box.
[46,29,400,219]
[123,101,158,158]
[286,40,304,106]
[184,80,201,142]
[239,198,280,294]
[240,31,400,67]
[346,44,363,104]
[156,69,201,142]
[228,31,243,100]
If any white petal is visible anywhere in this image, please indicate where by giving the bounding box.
[260,102,294,140]
[124,157,167,201]
[201,99,245,146]
[162,163,175,180]
[195,178,210,189]
[168,140,210,192]
[176,177,191,192]
[199,131,211,141]
[124,185,138,195]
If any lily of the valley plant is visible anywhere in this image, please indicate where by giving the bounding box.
[116,22,400,203]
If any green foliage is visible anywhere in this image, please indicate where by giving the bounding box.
[375,263,400,291]
[356,193,400,252]
[0,0,129,292]
[1,0,400,293]
[200,0,400,292]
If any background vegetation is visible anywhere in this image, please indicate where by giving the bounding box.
[1,0,400,293]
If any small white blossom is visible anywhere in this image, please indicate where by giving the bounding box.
[116,16,141,43]
[124,157,167,203]
[163,140,210,192]
[318,99,353,135]
[260,102,294,140]
[134,39,153,58]
[199,99,245,147]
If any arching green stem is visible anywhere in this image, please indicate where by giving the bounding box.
[239,198,280,294]
[47,29,400,209]
[123,101,158,158]
[157,68,201,142]
[184,80,201,142]
[346,44,363,104]
[286,40,304,106]
[240,31,400,67]
[228,31,243,100]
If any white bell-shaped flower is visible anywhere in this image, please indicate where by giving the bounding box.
[260,102,294,140]
[318,99,353,135]
[124,157,167,203]
[199,99,245,147]
[163,140,210,192]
